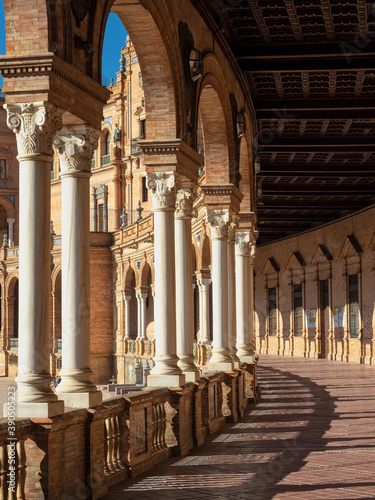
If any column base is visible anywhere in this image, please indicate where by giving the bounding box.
[56,391,102,409]
[147,373,186,387]
[230,349,241,369]
[178,355,200,382]
[237,345,255,363]
[207,361,234,372]
[208,348,234,372]
[4,400,64,418]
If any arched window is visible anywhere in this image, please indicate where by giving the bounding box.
[105,131,111,156]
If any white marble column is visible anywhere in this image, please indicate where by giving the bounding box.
[196,270,211,344]
[249,243,256,354]
[175,186,200,382]
[235,232,255,362]
[7,218,15,247]
[54,125,102,408]
[124,290,132,340]
[146,172,185,387]
[206,209,233,371]
[228,221,240,368]
[5,102,64,417]
[136,287,148,341]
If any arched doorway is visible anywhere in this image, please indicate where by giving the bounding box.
[124,267,137,340]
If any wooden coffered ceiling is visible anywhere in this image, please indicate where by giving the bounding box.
[192,0,375,245]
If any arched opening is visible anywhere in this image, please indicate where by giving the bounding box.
[192,243,199,341]
[7,277,18,348]
[54,271,62,349]
[198,84,230,185]
[140,262,154,341]
[0,205,7,245]
[124,267,137,340]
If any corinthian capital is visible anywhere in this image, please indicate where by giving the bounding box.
[175,186,197,218]
[146,171,178,210]
[5,102,63,157]
[206,209,231,239]
[54,125,100,174]
[228,215,239,241]
[235,231,251,255]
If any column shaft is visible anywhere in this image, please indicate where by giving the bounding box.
[124,294,131,340]
[228,226,240,368]
[54,125,101,408]
[207,210,233,371]
[5,101,64,417]
[235,232,254,362]
[175,187,199,382]
[146,172,185,387]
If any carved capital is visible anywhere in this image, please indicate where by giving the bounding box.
[5,101,63,158]
[206,209,231,239]
[228,215,239,241]
[235,231,251,255]
[54,125,100,174]
[146,171,178,210]
[175,186,197,218]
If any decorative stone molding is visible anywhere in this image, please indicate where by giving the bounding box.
[235,232,251,255]
[175,187,197,218]
[54,125,100,174]
[206,209,231,239]
[228,216,239,241]
[146,171,178,210]
[5,102,63,157]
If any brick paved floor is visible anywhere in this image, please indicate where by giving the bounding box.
[103,355,375,499]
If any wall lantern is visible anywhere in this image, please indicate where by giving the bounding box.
[189,48,203,81]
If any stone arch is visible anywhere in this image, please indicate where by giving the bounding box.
[196,72,234,185]
[51,265,62,293]
[6,274,19,342]
[139,257,154,287]
[103,0,184,139]
[200,234,211,270]
[0,196,15,220]
[123,262,139,290]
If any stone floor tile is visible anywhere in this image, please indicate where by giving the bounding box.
[102,355,375,499]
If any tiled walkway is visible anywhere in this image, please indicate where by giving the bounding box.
[103,355,375,499]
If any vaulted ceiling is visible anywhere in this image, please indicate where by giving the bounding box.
[193,0,375,245]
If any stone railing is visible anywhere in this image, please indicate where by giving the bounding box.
[124,339,155,357]
[113,214,154,246]
[0,419,31,498]
[0,363,257,498]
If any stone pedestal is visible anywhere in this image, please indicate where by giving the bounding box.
[206,210,233,372]
[5,102,64,417]
[146,172,185,387]
[175,186,200,382]
[54,125,102,408]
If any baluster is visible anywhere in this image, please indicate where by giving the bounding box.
[152,404,158,454]
[114,415,125,469]
[160,402,167,451]
[0,443,8,499]
[16,439,26,499]
[106,417,115,474]
[103,419,110,476]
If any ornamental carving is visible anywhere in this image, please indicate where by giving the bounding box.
[146,172,178,209]
[175,187,197,218]
[54,125,100,174]
[5,102,63,157]
[206,209,231,239]
[228,216,239,241]
[235,232,251,255]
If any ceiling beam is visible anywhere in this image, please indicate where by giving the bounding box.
[261,184,375,195]
[257,200,369,210]
[257,170,375,178]
[257,214,337,222]
[258,137,375,148]
[235,42,375,59]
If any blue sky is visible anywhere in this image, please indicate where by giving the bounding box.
[0,7,127,89]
